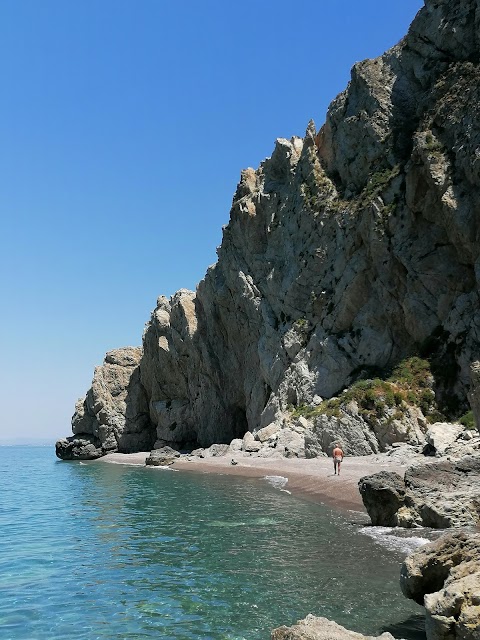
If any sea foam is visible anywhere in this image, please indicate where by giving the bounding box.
[359,526,430,554]
[263,475,289,490]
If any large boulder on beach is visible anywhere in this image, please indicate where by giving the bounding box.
[359,455,480,528]
[271,615,395,640]
[400,532,480,640]
[145,447,180,466]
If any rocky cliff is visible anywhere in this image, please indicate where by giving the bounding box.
[57,0,480,459]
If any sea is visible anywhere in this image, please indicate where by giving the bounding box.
[0,446,430,640]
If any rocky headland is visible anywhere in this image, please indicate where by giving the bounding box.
[56,1,480,639]
[57,0,480,466]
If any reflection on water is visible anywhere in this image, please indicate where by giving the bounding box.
[0,447,425,639]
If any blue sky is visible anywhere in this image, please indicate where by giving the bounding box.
[0,0,423,442]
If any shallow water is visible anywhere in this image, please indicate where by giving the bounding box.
[0,447,426,639]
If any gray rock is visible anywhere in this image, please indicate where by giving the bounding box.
[59,0,480,462]
[256,422,281,442]
[57,347,155,459]
[274,428,305,458]
[55,435,103,460]
[202,443,230,457]
[271,615,395,640]
[423,422,463,456]
[468,361,480,433]
[242,431,261,452]
[358,471,406,527]
[400,532,480,640]
[145,447,180,466]
[228,438,243,453]
[360,455,480,528]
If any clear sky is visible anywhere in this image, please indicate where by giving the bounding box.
[0,0,424,443]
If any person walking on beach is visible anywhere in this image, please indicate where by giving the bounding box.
[332,444,344,476]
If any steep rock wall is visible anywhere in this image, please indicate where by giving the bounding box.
[58,0,480,456]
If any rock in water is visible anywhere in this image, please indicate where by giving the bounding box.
[59,0,480,457]
[271,615,395,640]
[55,435,103,460]
[400,532,480,640]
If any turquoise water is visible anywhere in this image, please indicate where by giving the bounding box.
[0,447,425,639]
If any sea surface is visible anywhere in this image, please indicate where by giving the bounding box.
[0,446,429,640]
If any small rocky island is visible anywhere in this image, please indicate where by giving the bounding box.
[57,1,480,639]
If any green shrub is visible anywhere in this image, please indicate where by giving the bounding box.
[459,410,476,430]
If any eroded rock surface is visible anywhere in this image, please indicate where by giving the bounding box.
[400,532,480,640]
[56,347,155,459]
[59,0,480,457]
[359,455,480,528]
[145,447,180,466]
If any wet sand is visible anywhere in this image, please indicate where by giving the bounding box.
[98,451,409,514]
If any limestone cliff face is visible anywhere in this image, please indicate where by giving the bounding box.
[57,0,480,457]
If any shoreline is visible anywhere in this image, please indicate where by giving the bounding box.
[96,452,410,514]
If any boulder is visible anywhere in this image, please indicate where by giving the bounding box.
[255,422,281,442]
[360,455,480,528]
[358,471,406,526]
[55,435,103,460]
[423,422,463,456]
[242,431,261,452]
[145,447,180,466]
[274,428,305,458]
[400,532,480,640]
[271,615,395,640]
[202,443,230,457]
[228,438,243,453]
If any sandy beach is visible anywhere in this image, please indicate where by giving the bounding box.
[97,451,410,514]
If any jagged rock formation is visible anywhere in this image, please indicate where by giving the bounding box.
[400,532,480,640]
[271,615,396,640]
[58,0,480,459]
[359,453,480,528]
[56,348,155,459]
